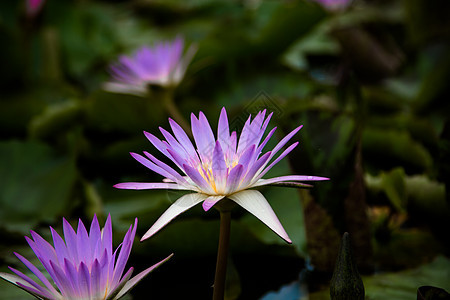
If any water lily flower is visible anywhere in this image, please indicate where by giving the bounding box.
[115,108,328,243]
[0,215,172,300]
[104,36,197,96]
[26,0,46,17]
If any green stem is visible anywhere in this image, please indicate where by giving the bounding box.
[213,210,232,300]
[160,88,191,137]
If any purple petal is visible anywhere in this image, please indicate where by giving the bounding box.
[50,260,76,298]
[236,116,252,154]
[212,141,227,193]
[202,195,225,211]
[50,227,70,267]
[217,107,230,150]
[228,190,291,243]
[143,151,188,184]
[63,259,80,298]
[112,253,174,300]
[13,252,59,296]
[77,262,91,298]
[107,267,134,300]
[89,215,102,259]
[63,218,79,264]
[112,218,137,288]
[114,182,190,190]
[102,214,113,263]
[28,231,58,266]
[131,152,181,183]
[240,151,272,187]
[144,131,169,154]
[255,142,299,181]
[168,118,199,162]
[7,267,54,299]
[251,175,330,187]
[182,164,214,194]
[76,219,92,267]
[267,125,303,161]
[159,127,189,160]
[90,259,102,298]
[225,164,245,194]
[191,112,215,163]
[0,272,53,299]
[141,193,208,241]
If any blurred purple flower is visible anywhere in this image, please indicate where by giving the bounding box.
[104,36,197,96]
[115,108,328,243]
[314,0,352,11]
[26,0,46,17]
[0,215,172,300]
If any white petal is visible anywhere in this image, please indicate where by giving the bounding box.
[141,193,208,240]
[228,190,291,243]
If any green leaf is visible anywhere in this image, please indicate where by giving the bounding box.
[0,141,77,234]
[362,128,433,172]
[29,99,83,139]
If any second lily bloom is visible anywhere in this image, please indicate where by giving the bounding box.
[115,108,328,243]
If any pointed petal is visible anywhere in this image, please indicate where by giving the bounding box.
[13,252,60,296]
[106,267,133,300]
[114,182,190,190]
[7,267,55,299]
[250,175,330,188]
[228,190,291,243]
[89,215,102,258]
[182,164,214,194]
[112,219,137,288]
[77,262,91,299]
[130,152,180,182]
[63,218,79,264]
[217,107,230,149]
[102,214,113,262]
[224,164,244,194]
[202,195,225,211]
[212,141,227,193]
[49,260,76,298]
[143,151,188,184]
[0,272,56,299]
[50,227,70,268]
[255,142,299,181]
[76,219,92,267]
[141,193,208,241]
[268,125,302,161]
[111,253,174,300]
[168,118,199,161]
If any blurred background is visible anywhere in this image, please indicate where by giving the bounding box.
[0,0,449,299]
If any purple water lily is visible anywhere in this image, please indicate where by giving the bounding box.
[104,36,197,96]
[0,215,172,300]
[115,108,328,243]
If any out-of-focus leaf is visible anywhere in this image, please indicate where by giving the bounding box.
[309,256,450,300]
[405,175,448,222]
[366,168,407,212]
[85,91,165,134]
[0,141,77,234]
[362,128,433,173]
[29,99,83,139]
[414,45,450,113]
[363,256,450,300]
[404,0,450,44]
